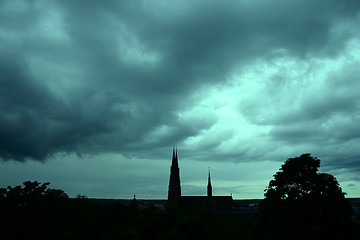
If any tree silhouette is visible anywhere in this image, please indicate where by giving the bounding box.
[0,181,68,203]
[257,154,355,240]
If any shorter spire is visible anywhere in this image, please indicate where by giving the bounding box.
[208,169,211,185]
[207,168,212,197]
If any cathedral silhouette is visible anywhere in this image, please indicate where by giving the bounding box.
[168,147,233,213]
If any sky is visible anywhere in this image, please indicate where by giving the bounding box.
[1,0,360,199]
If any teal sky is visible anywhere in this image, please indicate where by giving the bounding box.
[1,0,360,199]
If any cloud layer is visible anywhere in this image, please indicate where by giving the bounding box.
[1,0,359,180]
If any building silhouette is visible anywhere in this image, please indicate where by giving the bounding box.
[168,147,181,208]
[168,147,233,213]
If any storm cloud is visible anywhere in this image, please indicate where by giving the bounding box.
[1,0,360,198]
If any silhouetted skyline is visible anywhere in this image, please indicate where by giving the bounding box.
[0,0,360,199]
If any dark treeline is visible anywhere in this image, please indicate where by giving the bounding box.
[0,181,253,240]
[1,154,360,239]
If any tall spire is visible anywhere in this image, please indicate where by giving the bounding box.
[168,147,181,207]
[207,168,212,197]
[171,146,178,168]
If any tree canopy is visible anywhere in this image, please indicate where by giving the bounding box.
[0,181,68,202]
[264,153,345,201]
[257,154,355,240]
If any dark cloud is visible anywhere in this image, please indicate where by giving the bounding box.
[0,0,360,168]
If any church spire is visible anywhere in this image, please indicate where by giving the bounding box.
[207,168,212,197]
[168,147,181,207]
[171,146,178,168]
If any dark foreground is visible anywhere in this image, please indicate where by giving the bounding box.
[2,196,360,240]
[0,196,254,240]
[1,181,360,240]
